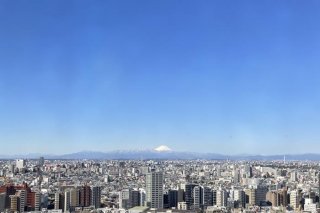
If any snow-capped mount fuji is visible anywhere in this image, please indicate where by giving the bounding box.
[154,145,172,152]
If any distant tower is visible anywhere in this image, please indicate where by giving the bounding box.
[284,155,286,164]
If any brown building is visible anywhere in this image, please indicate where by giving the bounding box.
[9,195,18,212]
[0,184,16,209]
[279,188,287,207]
[266,191,278,206]
[0,183,39,211]
[80,185,91,207]
[266,188,287,207]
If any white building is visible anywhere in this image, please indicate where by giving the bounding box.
[177,202,187,210]
[304,198,317,213]
[139,188,146,206]
[216,190,227,207]
[16,159,26,170]
[291,171,298,182]
[290,190,299,210]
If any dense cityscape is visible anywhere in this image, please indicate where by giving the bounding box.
[1,156,320,213]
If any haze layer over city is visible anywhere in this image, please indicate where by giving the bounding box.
[1,1,320,213]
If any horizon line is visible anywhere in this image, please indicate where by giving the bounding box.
[0,149,320,157]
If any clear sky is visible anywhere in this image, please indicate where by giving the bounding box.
[1,1,320,155]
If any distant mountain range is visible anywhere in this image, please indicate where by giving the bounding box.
[1,150,320,161]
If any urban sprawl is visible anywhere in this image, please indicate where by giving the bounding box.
[0,158,319,213]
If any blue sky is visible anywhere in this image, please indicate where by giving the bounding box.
[1,1,320,155]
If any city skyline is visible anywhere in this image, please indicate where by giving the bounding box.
[3,157,319,212]
[1,1,320,155]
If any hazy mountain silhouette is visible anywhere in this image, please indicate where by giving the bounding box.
[1,150,320,160]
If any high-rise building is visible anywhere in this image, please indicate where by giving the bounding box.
[34,192,41,211]
[216,190,227,207]
[70,188,80,208]
[120,188,140,209]
[91,186,101,208]
[266,191,278,206]
[193,186,202,210]
[234,189,246,208]
[54,192,59,210]
[64,190,71,212]
[17,189,26,213]
[216,165,221,177]
[27,191,41,211]
[9,164,15,173]
[318,172,320,205]
[10,195,18,212]
[291,171,298,182]
[245,185,267,206]
[184,184,197,210]
[245,188,255,206]
[0,183,34,211]
[139,189,146,206]
[38,157,45,167]
[131,190,140,208]
[212,190,217,206]
[255,186,268,206]
[243,165,253,178]
[146,171,163,209]
[16,159,26,170]
[54,192,64,210]
[163,193,169,209]
[202,186,213,209]
[304,198,317,213]
[279,188,288,207]
[290,190,299,210]
[177,188,184,203]
[0,193,6,212]
[233,169,241,183]
[168,190,178,208]
[120,189,132,209]
[140,167,149,175]
[80,185,91,207]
